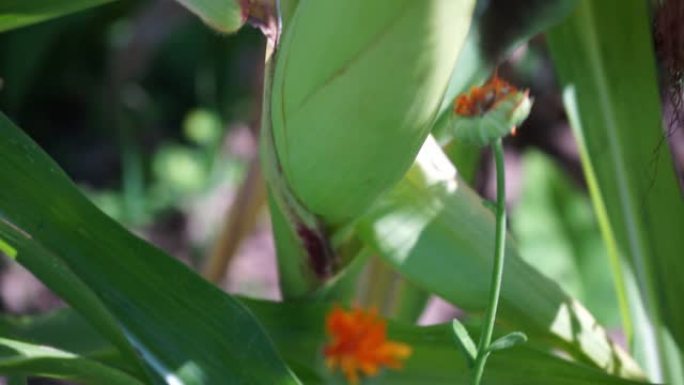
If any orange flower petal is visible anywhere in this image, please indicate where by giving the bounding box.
[453,72,520,117]
[323,305,412,384]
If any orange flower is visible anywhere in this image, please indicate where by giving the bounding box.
[454,72,519,117]
[323,306,412,384]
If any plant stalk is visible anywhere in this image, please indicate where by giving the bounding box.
[472,138,507,385]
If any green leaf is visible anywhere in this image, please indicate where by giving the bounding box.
[2,303,652,385]
[245,299,650,385]
[0,0,112,33]
[356,136,645,380]
[451,319,477,365]
[547,0,684,379]
[0,236,17,258]
[0,309,132,372]
[173,0,246,33]
[0,210,144,377]
[0,337,144,385]
[278,0,299,27]
[511,151,623,328]
[487,332,528,353]
[0,112,301,385]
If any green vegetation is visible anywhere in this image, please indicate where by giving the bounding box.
[0,0,681,384]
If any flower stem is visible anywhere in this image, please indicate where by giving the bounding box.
[472,138,507,385]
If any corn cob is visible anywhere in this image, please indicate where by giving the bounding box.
[270,0,475,225]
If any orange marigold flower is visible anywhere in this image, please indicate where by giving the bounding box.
[454,72,519,117]
[323,306,412,384]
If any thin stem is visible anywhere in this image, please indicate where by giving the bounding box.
[472,138,507,385]
[202,156,267,283]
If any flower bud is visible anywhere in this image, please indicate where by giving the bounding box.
[270,0,475,224]
[450,74,533,146]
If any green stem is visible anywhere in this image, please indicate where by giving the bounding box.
[472,138,507,385]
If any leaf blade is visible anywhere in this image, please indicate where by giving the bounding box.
[0,112,301,385]
[246,299,651,385]
[355,137,645,379]
[547,0,684,378]
[0,337,144,385]
[0,0,113,33]
[4,303,652,385]
[451,319,477,365]
[173,0,246,33]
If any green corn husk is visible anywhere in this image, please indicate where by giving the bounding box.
[270,0,475,225]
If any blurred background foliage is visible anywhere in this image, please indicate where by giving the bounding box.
[0,0,276,308]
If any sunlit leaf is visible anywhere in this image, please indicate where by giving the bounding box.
[356,137,645,380]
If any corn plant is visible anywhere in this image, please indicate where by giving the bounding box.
[0,0,682,384]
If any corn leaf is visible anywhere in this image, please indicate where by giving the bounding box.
[0,309,132,372]
[511,151,622,328]
[10,303,652,385]
[0,0,113,33]
[0,111,301,385]
[0,203,143,377]
[0,0,248,35]
[246,300,649,385]
[355,137,645,380]
[547,0,684,374]
[0,337,143,385]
